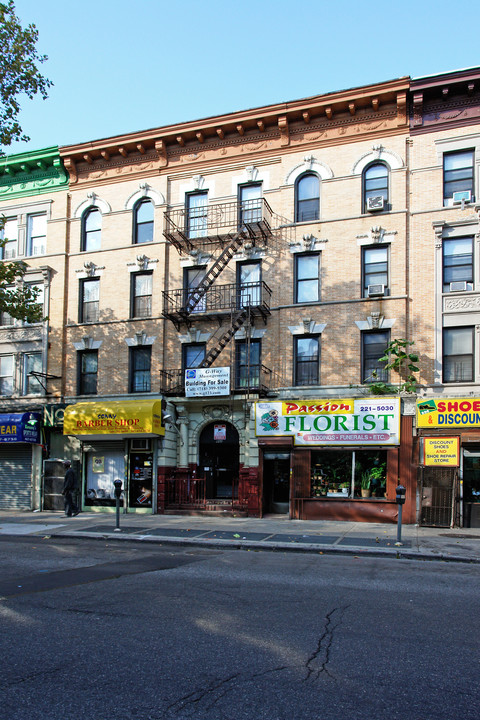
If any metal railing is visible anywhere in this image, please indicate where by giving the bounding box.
[162,281,272,318]
[160,363,286,396]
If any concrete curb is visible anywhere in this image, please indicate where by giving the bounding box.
[28,527,480,564]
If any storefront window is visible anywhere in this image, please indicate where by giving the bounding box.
[310,449,387,499]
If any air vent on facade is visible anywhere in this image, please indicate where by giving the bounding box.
[449,281,468,292]
[367,284,385,297]
[366,195,385,212]
[452,190,471,204]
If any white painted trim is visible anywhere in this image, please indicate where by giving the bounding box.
[352,148,403,175]
[125,184,165,210]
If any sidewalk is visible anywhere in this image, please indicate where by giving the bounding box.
[1,510,480,563]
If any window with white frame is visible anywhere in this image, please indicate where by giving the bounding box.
[0,285,14,326]
[443,327,474,383]
[22,353,42,395]
[0,217,18,259]
[26,214,47,256]
[0,355,14,396]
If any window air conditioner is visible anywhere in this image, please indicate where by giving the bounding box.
[449,281,468,292]
[130,438,151,450]
[366,195,385,212]
[452,190,471,204]
[367,284,385,297]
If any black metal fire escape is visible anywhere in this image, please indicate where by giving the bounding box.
[162,198,293,387]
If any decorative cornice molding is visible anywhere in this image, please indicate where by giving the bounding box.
[0,146,68,199]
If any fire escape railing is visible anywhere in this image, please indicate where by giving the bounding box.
[164,199,274,252]
[160,364,286,396]
[163,281,272,320]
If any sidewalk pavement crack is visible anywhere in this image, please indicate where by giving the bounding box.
[303,605,349,682]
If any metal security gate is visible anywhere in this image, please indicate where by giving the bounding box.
[0,445,32,510]
[420,467,458,527]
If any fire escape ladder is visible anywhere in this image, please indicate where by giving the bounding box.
[185,230,245,314]
[199,308,248,368]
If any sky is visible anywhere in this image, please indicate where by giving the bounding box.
[6,0,480,155]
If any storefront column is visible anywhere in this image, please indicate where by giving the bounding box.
[177,412,189,468]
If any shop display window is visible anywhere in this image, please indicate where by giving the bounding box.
[310,449,387,499]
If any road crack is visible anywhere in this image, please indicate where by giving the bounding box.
[304,605,349,681]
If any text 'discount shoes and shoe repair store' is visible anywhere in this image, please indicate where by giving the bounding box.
[63,400,164,514]
[255,398,416,524]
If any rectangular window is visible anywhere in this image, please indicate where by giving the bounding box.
[239,183,262,226]
[1,218,18,259]
[238,261,261,307]
[183,343,206,369]
[26,214,47,256]
[443,327,474,382]
[362,246,388,296]
[186,192,208,239]
[443,150,474,205]
[295,254,320,303]
[23,353,42,395]
[0,285,14,326]
[235,340,260,389]
[294,336,320,386]
[443,237,473,292]
[184,266,206,313]
[131,272,152,318]
[362,331,390,383]
[130,346,151,393]
[24,282,44,325]
[78,350,98,395]
[0,355,14,396]
[80,278,99,323]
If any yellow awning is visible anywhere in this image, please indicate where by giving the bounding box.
[63,400,164,437]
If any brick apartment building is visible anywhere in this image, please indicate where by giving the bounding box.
[2,68,480,526]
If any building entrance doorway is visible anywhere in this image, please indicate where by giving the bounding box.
[199,422,239,499]
[263,451,290,514]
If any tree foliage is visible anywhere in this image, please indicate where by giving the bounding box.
[0,0,52,147]
[0,1,50,322]
[367,339,420,395]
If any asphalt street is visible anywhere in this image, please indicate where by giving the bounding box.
[0,535,479,720]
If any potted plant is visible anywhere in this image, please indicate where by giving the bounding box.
[340,482,350,495]
[361,472,371,498]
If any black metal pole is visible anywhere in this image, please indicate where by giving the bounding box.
[396,503,403,545]
[115,495,120,531]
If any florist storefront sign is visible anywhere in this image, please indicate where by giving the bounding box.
[255,399,401,446]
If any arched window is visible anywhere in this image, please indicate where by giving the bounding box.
[363,163,388,212]
[133,198,154,244]
[295,173,320,222]
[81,208,102,252]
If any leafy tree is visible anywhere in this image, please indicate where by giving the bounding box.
[368,339,419,395]
[0,1,51,321]
[0,0,52,147]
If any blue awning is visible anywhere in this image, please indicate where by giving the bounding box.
[0,413,41,444]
